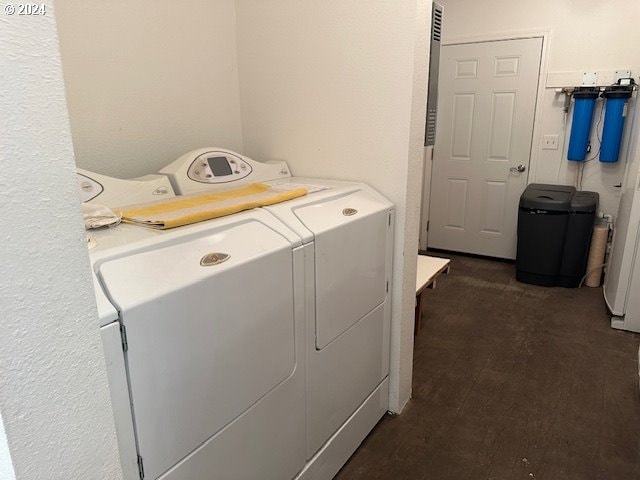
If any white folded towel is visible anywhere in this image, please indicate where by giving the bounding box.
[82,203,122,229]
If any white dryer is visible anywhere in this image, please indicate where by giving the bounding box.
[160,148,395,479]
[262,178,394,468]
[85,172,307,480]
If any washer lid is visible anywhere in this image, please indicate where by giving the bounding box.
[99,220,292,311]
[98,219,298,480]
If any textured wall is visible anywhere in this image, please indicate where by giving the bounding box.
[0,5,123,479]
[55,0,244,178]
[235,0,430,412]
[438,0,640,217]
[396,0,431,411]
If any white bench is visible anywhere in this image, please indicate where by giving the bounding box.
[415,255,451,335]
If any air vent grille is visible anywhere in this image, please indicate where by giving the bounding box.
[425,3,443,147]
[426,108,437,145]
[432,7,442,42]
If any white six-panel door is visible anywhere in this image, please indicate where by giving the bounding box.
[428,37,543,259]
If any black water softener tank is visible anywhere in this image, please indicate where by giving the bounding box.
[516,184,598,287]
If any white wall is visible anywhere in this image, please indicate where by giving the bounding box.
[439,0,640,214]
[438,0,640,217]
[55,0,244,178]
[235,0,430,412]
[0,7,123,479]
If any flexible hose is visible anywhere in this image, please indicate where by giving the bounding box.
[579,262,608,288]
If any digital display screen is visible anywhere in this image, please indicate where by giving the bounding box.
[208,157,233,177]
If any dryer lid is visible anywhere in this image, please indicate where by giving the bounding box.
[292,190,392,349]
[291,189,392,241]
[264,180,393,244]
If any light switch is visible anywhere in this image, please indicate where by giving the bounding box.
[542,134,559,150]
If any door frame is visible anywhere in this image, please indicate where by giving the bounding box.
[419,30,550,252]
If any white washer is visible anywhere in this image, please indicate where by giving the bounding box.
[86,173,307,480]
[160,148,394,479]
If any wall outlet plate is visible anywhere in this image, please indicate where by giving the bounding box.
[542,134,559,150]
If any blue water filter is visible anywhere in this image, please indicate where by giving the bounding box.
[600,87,633,163]
[567,88,599,161]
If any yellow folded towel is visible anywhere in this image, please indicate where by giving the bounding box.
[117,183,307,229]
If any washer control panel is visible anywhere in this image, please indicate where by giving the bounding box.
[76,168,175,208]
[160,147,291,195]
[188,151,253,184]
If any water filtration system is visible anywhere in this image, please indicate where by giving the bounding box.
[566,78,635,163]
[600,81,635,163]
[567,87,599,161]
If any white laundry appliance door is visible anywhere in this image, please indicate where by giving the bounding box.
[98,221,303,480]
[294,193,389,350]
[292,191,393,457]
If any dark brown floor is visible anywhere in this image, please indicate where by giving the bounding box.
[335,254,640,480]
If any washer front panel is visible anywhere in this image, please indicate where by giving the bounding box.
[99,220,297,480]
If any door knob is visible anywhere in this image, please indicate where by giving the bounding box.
[510,164,526,173]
